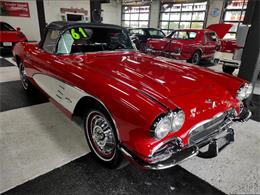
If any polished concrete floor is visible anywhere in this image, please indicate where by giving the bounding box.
[0,55,259,194]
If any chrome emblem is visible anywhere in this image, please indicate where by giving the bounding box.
[205,98,217,108]
[205,98,213,104]
[190,108,197,118]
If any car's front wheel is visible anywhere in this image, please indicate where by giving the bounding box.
[84,107,122,168]
[19,61,33,91]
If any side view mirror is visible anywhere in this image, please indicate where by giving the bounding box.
[16,27,21,31]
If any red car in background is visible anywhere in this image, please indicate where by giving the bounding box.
[0,21,27,53]
[146,24,232,65]
[13,22,252,170]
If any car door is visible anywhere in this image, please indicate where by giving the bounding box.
[29,28,66,105]
[203,32,217,58]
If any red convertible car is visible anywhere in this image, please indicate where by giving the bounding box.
[146,24,232,65]
[13,22,252,170]
[0,21,27,52]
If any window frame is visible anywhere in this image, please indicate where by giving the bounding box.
[147,29,166,37]
[204,32,217,43]
[0,22,15,31]
[53,26,134,55]
[129,29,146,36]
[170,30,197,40]
[222,0,248,39]
[121,4,151,28]
[41,28,61,54]
[158,1,208,35]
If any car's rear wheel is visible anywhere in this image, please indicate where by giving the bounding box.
[222,65,236,74]
[189,51,201,65]
[84,107,122,168]
[19,62,33,91]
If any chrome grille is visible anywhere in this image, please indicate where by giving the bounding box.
[188,112,228,145]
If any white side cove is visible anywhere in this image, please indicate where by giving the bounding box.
[33,74,87,113]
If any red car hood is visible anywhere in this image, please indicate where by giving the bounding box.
[81,52,236,111]
[0,31,26,42]
[207,24,233,39]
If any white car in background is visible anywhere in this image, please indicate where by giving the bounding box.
[213,25,249,74]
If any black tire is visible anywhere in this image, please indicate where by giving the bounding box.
[19,61,34,92]
[83,105,122,168]
[222,65,235,74]
[189,51,201,65]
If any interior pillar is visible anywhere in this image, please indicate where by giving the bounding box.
[238,0,260,86]
[36,0,46,40]
[90,0,102,23]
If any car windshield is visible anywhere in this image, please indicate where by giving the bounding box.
[170,31,197,40]
[0,22,15,31]
[129,29,145,36]
[148,29,165,38]
[57,26,134,54]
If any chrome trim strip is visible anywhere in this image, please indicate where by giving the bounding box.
[119,144,199,170]
[188,112,225,136]
[32,73,121,141]
[145,147,199,170]
[149,137,183,158]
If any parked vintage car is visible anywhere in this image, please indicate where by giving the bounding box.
[146,24,232,65]
[13,21,252,170]
[213,39,241,74]
[128,28,165,52]
[0,21,27,53]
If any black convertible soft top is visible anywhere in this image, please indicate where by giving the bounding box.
[47,21,125,32]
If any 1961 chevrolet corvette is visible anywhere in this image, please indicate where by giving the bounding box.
[13,21,252,170]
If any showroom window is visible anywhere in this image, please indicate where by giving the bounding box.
[223,0,248,39]
[121,5,150,28]
[159,1,208,35]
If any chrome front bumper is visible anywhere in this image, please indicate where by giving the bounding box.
[213,51,241,67]
[119,107,251,170]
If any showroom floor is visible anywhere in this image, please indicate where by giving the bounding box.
[0,54,259,194]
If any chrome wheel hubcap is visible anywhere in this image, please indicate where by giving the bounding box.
[87,112,116,160]
[19,64,29,89]
[192,53,199,64]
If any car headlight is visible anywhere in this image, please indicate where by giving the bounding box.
[151,109,185,139]
[171,110,185,131]
[237,83,253,101]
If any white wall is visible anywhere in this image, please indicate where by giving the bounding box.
[206,0,225,27]
[43,0,121,25]
[0,0,40,41]
[43,0,90,24]
[102,0,121,25]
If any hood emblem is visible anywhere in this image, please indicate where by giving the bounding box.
[190,108,197,118]
[205,98,217,109]
[205,98,213,104]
